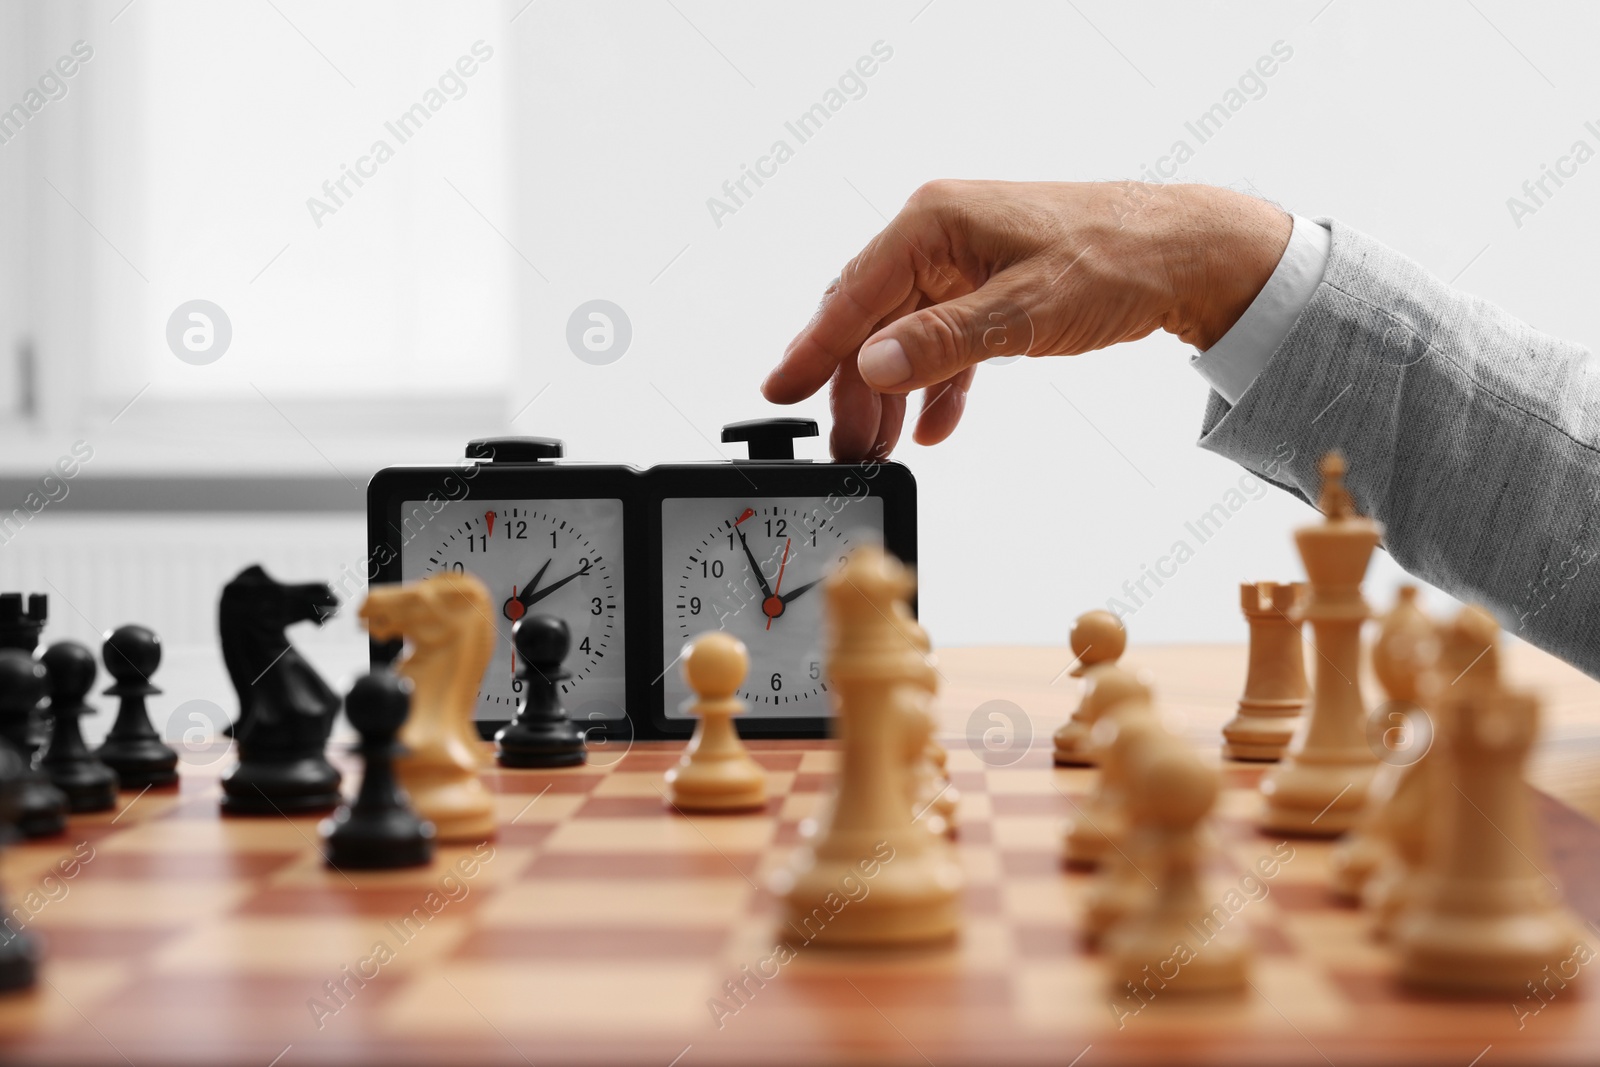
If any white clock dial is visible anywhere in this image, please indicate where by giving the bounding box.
[660,496,885,718]
[400,498,625,720]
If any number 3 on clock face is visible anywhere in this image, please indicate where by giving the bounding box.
[659,495,886,720]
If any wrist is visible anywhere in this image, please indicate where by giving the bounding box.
[1162,186,1292,351]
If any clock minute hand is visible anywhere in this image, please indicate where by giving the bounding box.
[516,558,555,606]
[734,523,774,598]
[522,564,590,608]
[778,578,822,605]
[503,558,555,620]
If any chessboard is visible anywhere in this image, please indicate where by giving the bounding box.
[2,640,1599,1067]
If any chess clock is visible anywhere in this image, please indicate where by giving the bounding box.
[367,419,915,740]
[367,439,638,730]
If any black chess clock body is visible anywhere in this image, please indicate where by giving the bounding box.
[367,419,916,740]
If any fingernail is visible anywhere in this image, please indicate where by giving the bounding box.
[859,338,911,388]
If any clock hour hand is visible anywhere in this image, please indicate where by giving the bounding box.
[778,577,822,605]
[518,559,554,605]
[734,522,774,599]
[522,562,592,608]
[503,558,554,620]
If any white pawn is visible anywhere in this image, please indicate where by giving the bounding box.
[1329,585,1436,903]
[1063,667,1155,869]
[918,736,959,836]
[1080,698,1166,942]
[1053,611,1128,766]
[894,598,957,836]
[665,633,767,812]
[902,699,949,838]
[1108,731,1251,993]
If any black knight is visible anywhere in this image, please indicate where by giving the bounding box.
[218,564,343,814]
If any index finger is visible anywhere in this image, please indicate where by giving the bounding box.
[761,219,924,405]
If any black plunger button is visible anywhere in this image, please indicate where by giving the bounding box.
[465,437,564,463]
[720,418,819,461]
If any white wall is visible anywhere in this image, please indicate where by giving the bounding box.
[7,0,1597,651]
[507,0,1594,645]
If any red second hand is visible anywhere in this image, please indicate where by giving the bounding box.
[767,538,791,631]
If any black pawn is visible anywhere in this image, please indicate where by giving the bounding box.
[0,743,40,991]
[320,670,435,869]
[39,642,119,813]
[0,650,67,838]
[495,615,586,768]
[95,625,179,790]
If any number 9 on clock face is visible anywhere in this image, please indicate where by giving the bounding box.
[660,495,885,719]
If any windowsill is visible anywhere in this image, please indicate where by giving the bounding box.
[0,473,365,512]
[0,393,510,496]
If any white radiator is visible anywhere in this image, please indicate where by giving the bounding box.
[0,513,369,745]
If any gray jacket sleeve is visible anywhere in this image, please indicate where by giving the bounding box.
[1197,218,1600,678]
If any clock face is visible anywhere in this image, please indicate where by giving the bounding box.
[400,498,626,721]
[660,495,885,719]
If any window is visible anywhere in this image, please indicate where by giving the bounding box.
[3,1,515,467]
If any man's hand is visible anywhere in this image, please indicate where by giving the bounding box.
[761,180,1291,461]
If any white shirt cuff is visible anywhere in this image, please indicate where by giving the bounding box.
[1190,214,1331,405]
